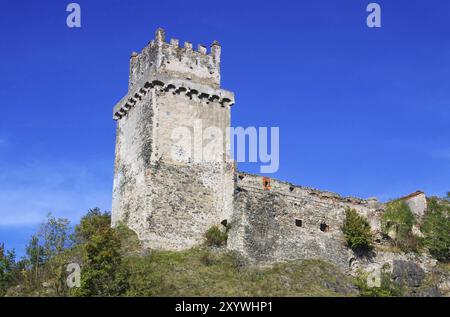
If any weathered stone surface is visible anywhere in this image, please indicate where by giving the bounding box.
[401,191,427,220]
[227,173,384,271]
[128,28,221,92]
[392,260,425,288]
[415,287,442,297]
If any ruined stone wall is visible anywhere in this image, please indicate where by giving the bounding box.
[111,29,438,278]
[402,191,427,220]
[227,173,385,271]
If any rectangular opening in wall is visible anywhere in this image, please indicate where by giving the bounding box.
[263,177,271,190]
[295,219,302,227]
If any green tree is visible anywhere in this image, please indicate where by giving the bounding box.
[422,197,450,262]
[23,214,73,294]
[25,235,45,285]
[342,208,373,252]
[38,213,73,261]
[73,210,127,296]
[0,244,16,296]
[74,208,111,244]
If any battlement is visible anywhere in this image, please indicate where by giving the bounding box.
[128,28,222,91]
[235,171,377,207]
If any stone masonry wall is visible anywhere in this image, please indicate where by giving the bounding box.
[227,172,385,271]
[112,28,235,250]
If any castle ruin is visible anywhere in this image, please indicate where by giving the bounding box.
[112,29,432,272]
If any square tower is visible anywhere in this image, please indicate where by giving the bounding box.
[112,28,235,250]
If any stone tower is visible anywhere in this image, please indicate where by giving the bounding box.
[112,28,235,250]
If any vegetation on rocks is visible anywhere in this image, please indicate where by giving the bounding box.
[382,200,422,252]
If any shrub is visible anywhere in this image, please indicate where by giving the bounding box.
[382,200,420,252]
[342,208,373,252]
[205,225,229,247]
[422,197,450,262]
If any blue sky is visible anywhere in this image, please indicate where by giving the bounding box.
[0,0,449,256]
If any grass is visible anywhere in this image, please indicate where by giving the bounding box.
[121,247,358,297]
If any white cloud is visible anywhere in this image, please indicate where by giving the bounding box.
[0,159,113,226]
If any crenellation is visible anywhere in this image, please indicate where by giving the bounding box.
[235,171,372,206]
[127,27,222,92]
[184,41,193,50]
[170,38,179,48]
[155,27,165,44]
[197,44,207,55]
[211,40,221,64]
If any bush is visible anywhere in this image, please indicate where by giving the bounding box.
[342,208,373,252]
[422,197,450,262]
[205,225,229,247]
[382,200,421,252]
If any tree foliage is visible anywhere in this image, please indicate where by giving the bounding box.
[38,213,73,261]
[342,208,373,252]
[72,210,127,296]
[0,244,16,296]
[422,197,450,262]
[382,200,420,252]
[74,208,111,244]
[21,213,74,294]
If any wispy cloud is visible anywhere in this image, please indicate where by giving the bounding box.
[0,159,113,226]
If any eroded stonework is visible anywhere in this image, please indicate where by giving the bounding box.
[227,173,384,269]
